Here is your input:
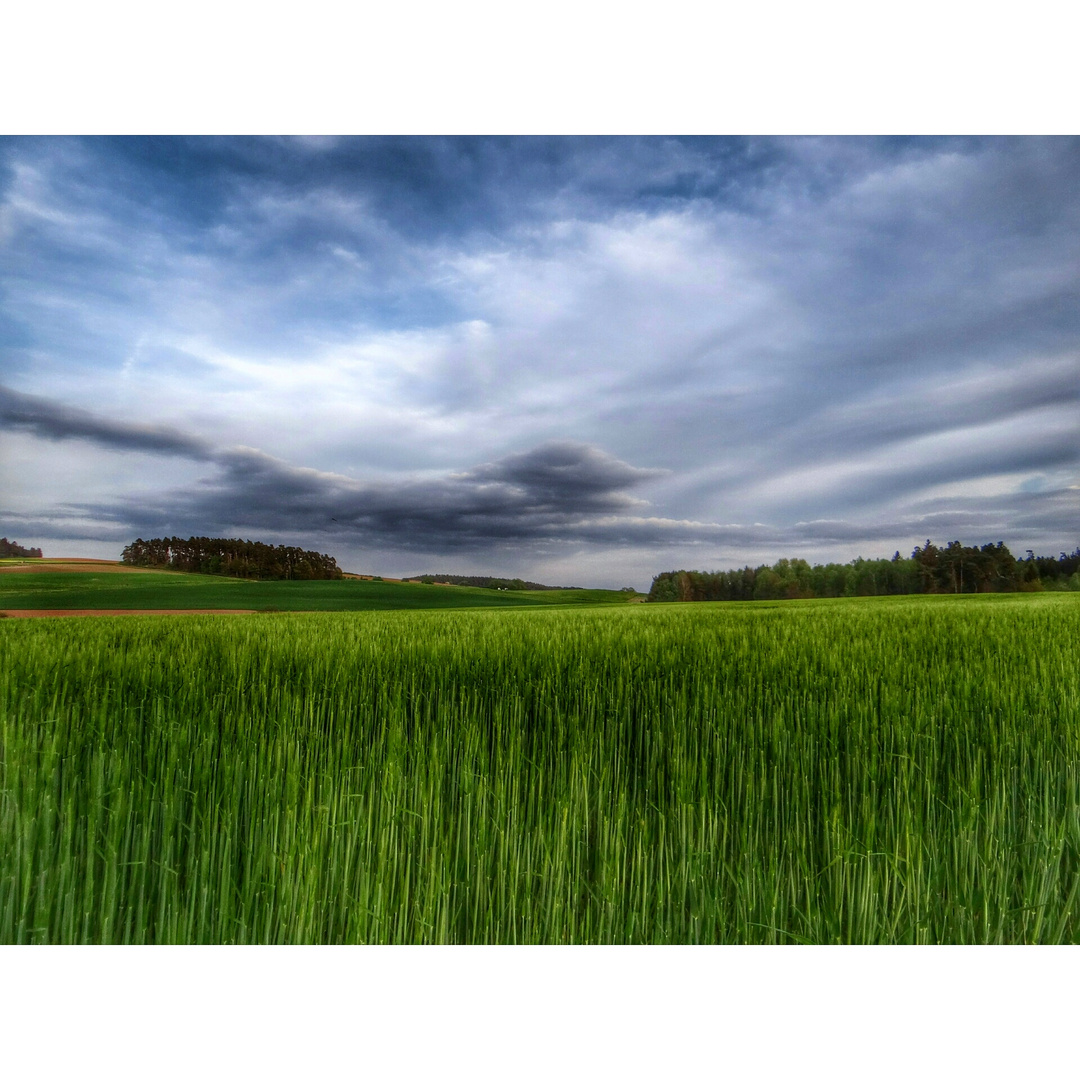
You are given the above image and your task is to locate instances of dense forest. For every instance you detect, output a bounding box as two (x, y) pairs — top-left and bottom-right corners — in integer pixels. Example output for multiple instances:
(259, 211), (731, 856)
(121, 537), (342, 580)
(0, 538), (42, 558)
(403, 574), (581, 591)
(648, 541), (1080, 602)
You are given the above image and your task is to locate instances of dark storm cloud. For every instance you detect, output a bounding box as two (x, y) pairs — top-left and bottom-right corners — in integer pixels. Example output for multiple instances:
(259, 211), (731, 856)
(121, 441), (667, 552)
(0, 384), (213, 458)
(472, 443), (664, 511)
(0, 385), (668, 549)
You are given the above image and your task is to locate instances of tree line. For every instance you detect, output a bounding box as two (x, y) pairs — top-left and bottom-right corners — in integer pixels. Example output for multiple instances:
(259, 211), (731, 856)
(403, 573), (581, 591)
(0, 538), (43, 558)
(121, 537), (342, 580)
(647, 541), (1080, 602)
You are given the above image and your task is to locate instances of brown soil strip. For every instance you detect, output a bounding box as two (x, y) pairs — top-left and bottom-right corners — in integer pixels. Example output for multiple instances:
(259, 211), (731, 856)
(1, 609), (258, 618)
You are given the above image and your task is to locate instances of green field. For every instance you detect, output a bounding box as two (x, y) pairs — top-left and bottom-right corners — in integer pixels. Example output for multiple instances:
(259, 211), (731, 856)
(0, 569), (639, 611)
(3, 593), (1079, 943)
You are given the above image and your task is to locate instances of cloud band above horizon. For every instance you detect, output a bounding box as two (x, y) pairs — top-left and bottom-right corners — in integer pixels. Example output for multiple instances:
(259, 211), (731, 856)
(2, 137), (1078, 584)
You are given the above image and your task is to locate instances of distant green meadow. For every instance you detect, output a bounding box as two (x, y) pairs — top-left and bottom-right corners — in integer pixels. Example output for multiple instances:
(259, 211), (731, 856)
(0, 569), (639, 611)
(2, 593), (1079, 943)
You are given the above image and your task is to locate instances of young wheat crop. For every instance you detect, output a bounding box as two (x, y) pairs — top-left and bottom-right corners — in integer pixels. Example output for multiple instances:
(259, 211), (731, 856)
(2, 595), (1078, 943)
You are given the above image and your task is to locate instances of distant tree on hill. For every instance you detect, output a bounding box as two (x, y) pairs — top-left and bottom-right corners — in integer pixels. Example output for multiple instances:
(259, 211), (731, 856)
(120, 537), (342, 580)
(0, 538), (43, 558)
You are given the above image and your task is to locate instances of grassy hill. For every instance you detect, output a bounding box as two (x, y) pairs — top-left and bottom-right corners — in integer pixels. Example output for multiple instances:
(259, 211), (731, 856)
(0, 562), (643, 612)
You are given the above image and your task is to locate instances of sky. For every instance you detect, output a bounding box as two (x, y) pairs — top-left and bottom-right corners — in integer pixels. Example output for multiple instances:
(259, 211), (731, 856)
(1, 135), (1078, 588)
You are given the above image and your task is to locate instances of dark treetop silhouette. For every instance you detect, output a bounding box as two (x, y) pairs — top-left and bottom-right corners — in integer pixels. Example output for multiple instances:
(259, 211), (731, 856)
(121, 537), (342, 581)
(648, 541), (1080, 602)
(0, 538), (43, 558)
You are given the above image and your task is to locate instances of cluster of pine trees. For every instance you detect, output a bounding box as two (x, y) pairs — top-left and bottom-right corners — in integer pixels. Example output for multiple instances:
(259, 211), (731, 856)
(121, 537), (342, 580)
(648, 541), (1080, 603)
(0, 538), (42, 558)
(403, 574), (579, 591)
